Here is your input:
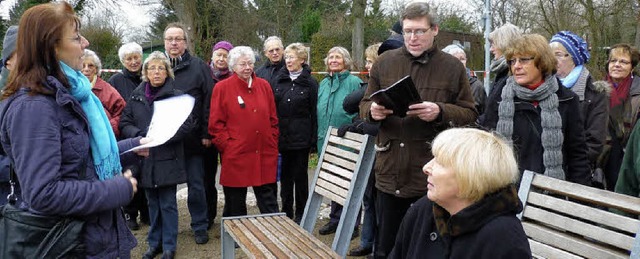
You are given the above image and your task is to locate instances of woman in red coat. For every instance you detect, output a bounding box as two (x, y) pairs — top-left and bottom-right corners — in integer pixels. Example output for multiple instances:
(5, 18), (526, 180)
(208, 46), (279, 217)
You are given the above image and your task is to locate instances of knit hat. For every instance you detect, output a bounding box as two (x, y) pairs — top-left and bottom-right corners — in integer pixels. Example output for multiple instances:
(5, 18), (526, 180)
(550, 31), (590, 66)
(2, 26), (18, 66)
(212, 41), (233, 53)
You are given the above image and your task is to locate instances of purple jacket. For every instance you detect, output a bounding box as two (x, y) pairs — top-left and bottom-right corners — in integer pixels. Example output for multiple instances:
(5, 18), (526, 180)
(0, 76), (137, 258)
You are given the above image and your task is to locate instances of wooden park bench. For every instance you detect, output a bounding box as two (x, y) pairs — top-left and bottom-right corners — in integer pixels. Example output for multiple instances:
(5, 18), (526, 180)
(221, 127), (376, 258)
(517, 170), (640, 258)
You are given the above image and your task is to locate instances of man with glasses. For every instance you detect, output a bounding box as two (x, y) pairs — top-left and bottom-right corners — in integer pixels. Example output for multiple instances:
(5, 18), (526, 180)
(161, 22), (215, 245)
(256, 36), (285, 85)
(359, 2), (477, 258)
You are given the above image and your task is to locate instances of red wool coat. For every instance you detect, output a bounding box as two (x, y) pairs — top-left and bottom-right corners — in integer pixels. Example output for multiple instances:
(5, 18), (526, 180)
(92, 77), (126, 137)
(208, 73), (279, 187)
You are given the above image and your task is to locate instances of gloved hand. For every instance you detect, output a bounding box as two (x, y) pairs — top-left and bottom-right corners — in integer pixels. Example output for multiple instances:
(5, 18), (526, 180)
(337, 123), (353, 137)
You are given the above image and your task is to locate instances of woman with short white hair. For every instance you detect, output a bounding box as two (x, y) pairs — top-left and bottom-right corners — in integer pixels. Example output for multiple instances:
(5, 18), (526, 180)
(390, 128), (531, 258)
(108, 42), (143, 100)
(208, 46), (279, 218)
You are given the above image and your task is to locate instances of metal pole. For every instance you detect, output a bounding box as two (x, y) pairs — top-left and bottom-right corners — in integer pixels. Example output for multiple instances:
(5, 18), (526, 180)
(483, 0), (492, 95)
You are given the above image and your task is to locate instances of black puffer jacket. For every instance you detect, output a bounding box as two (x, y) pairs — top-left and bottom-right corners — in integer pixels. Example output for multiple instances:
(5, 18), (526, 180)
(272, 65), (318, 150)
(108, 68), (142, 101)
(119, 79), (194, 188)
(482, 77), (591, 186)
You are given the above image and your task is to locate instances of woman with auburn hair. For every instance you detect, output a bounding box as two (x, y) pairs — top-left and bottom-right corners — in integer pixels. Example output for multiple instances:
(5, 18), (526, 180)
(481, 34), (590, 186)
(390, 128), (531, 258)
(0, 2), (143, 257)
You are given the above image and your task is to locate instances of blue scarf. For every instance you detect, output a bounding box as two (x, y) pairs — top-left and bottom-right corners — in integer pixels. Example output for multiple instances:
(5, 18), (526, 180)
(60, 62), (122, 181)
(559, 65), (583, 89)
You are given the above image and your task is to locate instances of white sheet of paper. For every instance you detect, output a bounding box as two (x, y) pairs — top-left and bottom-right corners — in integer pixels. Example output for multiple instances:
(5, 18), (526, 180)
(122, 94), (195, 154)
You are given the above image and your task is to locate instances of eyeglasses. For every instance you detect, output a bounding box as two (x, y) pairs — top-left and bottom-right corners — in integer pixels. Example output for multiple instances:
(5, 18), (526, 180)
(236, 62), (255, 68)
(507, 57), (535, 66)
(164, 37), (185, 43)
(148, 66), (166, 72)
(402, 27), (432, 38)
(554, 53), (570, 59)
(67, 35), (83, 44)
(609, 59), (631, 65)
(284, 55), (298, 60)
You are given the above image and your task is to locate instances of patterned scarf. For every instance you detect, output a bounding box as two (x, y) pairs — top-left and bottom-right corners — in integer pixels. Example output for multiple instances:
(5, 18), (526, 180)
(608, 74), (632, 108)
(61, 62), (122, 181)
(497, 75), (565, 180)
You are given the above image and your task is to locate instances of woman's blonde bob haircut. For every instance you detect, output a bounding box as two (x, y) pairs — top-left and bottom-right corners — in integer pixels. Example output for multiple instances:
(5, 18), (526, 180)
(504, 34), (558, 78)
(141, 51), (174, 82)
(431, 128), (519, 203)
(284, 42), (309, 62)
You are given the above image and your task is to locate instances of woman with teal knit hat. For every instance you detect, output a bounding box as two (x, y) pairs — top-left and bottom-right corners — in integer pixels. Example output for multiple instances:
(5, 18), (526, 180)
(549, 30), (610, 188)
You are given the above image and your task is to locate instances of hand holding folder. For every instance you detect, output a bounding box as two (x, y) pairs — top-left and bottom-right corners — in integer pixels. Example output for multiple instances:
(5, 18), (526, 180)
(369, 75), (421, 118)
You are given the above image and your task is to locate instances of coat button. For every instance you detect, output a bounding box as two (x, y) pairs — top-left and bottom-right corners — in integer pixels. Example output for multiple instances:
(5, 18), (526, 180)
(248, 90), (252, 93)
(430, 232), (437, 241)
(395, 190), (400, 195)
(256, 130), (259, 134)
(287, 98), (290, 102)
(399, 143), (405, 147)
(255, 150), (259, 154)
(253, 109), (257, 112)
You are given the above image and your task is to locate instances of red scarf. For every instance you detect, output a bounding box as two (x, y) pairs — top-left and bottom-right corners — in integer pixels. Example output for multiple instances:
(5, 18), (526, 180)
(608, 74), (632, 108)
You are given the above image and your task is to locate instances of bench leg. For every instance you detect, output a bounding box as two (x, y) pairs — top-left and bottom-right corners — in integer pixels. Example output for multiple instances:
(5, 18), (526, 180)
(221, 222), (235, 259)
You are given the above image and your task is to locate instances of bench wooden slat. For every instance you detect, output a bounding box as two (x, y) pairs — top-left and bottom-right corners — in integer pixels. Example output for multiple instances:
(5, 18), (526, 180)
(523, 206), (635, 251)
(531, 175), (640, 214)
(244, 218), (291, 258)
(324, 145), (359, 162)
(323, 153), (357, 171)
(527, 191), (640, 234)
(320, 161), (354, 180)
(316, 177), (348, 200)
(225, 219), (272, 259)
(318, 170), (351, 191)
(275, 215), (341, 258)
(330, 128), (364, 143)
(328, 135), (361, 151)
(261, 216), (319, 258)
(523, 222), (628, 258)
(315, 184), (346, 205)
(528, 238), (584, 259)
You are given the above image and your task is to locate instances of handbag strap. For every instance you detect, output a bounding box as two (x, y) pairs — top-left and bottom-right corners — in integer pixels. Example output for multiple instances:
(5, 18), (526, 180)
(7, 163), (17, 205)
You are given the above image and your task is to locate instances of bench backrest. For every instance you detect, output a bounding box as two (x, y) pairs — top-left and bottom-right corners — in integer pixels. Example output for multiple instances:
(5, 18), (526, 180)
(518, 170), (640, 258)
(300, 127), (375, 257)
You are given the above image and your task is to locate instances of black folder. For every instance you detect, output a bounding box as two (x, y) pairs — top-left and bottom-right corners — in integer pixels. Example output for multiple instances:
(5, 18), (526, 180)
(369, 75), (421, 118)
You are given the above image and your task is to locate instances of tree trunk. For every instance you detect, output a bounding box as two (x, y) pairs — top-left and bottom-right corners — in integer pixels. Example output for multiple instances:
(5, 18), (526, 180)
(351, 0), (365, 71)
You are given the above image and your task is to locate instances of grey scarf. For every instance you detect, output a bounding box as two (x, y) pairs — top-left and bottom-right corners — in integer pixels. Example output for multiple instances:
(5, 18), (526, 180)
(497, 75), (565, 180)
(490, 57), (508, 74)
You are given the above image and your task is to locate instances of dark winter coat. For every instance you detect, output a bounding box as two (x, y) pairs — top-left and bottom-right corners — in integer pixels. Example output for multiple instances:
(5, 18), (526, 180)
(256, 59), (285, 85)
(0, 76), (136, 258)
(339, 83), (380, 137)
(272, 65), (318, 150)
(567, 73), (610, 166)
(119, 79), (192, 188)
(360, 46), (477, 198)
(108, 68), (142, 101)
(482, 77), (591, 186)
(389, 187), (531, 259)
(469, 76), (486, 115)
(170, 50), (215, 155)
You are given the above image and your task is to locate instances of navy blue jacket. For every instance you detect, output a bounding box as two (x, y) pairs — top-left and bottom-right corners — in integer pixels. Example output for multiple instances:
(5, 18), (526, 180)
(0, 76), (137, 258)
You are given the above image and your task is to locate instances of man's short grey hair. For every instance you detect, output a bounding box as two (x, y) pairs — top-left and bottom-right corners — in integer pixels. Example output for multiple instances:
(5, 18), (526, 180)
(489, 23), (522, 53)
(118, 42), (143, 64)
(324, 46), (353, 72)
(141, 51), (175, 82)
(82, 49), (102, 76)
(263, 36), (283, 51)
(402, 1), (439, 27)
(228, 46), (256, 72)
(164, 22), (189, 44)
(442, 44), (466, 57)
